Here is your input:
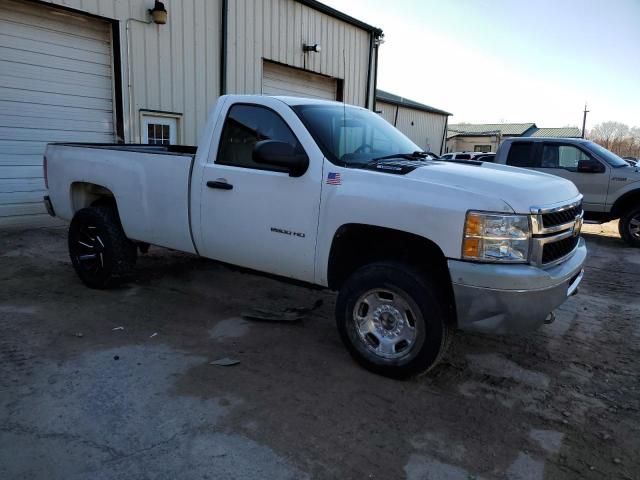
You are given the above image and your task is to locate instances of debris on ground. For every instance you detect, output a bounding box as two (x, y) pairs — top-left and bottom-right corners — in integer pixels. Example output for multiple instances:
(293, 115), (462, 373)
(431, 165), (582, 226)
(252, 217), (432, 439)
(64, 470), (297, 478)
(73, 332), (84, 338)
(112, 326), (124, 331)
(209, 357), (240, 366)
(113, 355), (119, 361)
(242, 299), (323, 322)
(149, 332), (158, 338)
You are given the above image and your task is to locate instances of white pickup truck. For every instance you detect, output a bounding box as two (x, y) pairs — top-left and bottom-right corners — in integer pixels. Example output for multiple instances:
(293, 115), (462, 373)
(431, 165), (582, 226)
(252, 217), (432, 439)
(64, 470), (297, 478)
(44, 95), (586, 378)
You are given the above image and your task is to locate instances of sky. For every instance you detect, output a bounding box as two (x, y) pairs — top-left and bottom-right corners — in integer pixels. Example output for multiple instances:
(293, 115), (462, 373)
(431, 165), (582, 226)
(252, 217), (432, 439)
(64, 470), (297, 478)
(323, 0), (640, 129)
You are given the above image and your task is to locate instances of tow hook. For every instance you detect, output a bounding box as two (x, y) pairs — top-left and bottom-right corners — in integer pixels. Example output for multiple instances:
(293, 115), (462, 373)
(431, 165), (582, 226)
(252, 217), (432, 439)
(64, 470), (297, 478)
(544, 312), (556, 324)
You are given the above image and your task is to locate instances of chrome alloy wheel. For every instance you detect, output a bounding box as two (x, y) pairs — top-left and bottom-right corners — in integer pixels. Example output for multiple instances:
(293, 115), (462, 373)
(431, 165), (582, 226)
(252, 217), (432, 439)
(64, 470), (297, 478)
(628, 213), (640, 239)
(352, 288), (419, 359)
(71, 224), (105, 274)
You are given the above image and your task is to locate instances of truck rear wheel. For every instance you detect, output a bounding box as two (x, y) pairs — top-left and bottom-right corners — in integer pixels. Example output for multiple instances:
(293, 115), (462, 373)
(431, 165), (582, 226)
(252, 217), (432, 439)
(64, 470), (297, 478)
(618, 206), (640, 248)
(336, 262), (450, 379)
(68, 206), (137, 289)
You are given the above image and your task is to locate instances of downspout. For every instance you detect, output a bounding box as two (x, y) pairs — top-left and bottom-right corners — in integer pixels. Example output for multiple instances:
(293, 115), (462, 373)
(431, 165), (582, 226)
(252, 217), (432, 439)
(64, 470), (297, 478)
(440, 116), (448, 155)
(393, 104), (399, 127)
(125, 17), (152, 143)
(372, 35), (380, 112)
(365, 32), (374, 109)
(220, 0), (228, 96)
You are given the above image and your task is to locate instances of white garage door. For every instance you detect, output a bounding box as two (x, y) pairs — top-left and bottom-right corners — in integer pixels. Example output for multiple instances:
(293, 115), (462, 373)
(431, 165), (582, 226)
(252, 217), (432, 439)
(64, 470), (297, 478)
(0, 0), (114, 227)
(262, 61), (337, 101)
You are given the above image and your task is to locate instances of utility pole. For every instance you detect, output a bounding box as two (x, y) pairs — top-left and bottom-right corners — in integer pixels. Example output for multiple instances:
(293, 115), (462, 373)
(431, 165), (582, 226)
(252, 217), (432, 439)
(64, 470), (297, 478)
(581, 103), (589, 138)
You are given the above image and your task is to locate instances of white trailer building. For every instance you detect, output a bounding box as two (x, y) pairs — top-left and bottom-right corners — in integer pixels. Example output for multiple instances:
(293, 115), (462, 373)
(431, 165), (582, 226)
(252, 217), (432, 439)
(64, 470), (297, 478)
(0, 0), (382, 226)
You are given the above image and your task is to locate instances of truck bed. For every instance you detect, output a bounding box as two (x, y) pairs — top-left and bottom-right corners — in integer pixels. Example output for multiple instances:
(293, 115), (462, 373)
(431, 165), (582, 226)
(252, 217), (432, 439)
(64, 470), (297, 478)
(46, 143), (198, 254)
(48, 143), (198, 155)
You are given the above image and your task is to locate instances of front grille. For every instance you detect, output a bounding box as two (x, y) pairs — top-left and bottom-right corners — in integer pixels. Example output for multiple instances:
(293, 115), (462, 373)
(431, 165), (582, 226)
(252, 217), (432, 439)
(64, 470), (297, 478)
(542, 235), (579, 264)
(541, 203), (582, 228)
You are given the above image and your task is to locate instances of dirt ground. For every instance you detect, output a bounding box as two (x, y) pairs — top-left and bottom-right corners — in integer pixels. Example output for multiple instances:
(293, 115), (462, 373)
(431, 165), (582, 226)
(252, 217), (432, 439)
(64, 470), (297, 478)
(0, 222), (638, 480)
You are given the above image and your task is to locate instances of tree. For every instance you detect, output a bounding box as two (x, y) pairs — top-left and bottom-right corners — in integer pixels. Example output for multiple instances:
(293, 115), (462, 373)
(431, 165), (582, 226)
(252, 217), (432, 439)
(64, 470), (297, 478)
(589, 121), (629, 150)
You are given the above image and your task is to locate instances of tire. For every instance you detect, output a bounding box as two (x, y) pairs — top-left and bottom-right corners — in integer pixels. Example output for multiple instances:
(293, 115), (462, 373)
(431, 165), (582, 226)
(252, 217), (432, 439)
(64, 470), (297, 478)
(618, 206), (640, 247)
(68, 206), (137, 289)
(336, 261), (450, 379)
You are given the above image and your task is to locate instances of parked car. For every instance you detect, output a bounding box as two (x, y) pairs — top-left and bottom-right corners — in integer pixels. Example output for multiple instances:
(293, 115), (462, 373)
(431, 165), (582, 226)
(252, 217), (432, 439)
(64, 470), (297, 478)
(474, 153), (496, 162)
(440, 151), (493, 161)
(44, 95), (586, 378)
(495, 138), (640, 247)
(623, 156), (638, 166)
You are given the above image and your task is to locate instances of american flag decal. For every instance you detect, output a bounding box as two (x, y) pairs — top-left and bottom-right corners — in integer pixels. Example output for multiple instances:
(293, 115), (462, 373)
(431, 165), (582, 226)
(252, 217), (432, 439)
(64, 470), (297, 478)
(326, 172), (342, 185)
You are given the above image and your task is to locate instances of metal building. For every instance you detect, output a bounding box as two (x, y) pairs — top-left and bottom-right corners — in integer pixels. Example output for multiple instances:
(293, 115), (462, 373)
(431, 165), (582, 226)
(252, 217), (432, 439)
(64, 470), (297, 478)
(0, 0), (382, 227)
(446, 124), (582, 152)
(376, 89), (451, 154)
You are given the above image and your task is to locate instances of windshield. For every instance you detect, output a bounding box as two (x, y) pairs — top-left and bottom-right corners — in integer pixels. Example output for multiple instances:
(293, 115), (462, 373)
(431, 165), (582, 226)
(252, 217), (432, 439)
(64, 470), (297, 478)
(585, 141), (629, 168)
(292, 104), (422, 166)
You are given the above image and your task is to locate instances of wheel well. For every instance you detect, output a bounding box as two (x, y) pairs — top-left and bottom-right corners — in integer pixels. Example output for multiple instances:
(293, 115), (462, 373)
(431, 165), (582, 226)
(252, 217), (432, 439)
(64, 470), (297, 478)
(611, 189), (640, 218)
(327, 224), (456, 322)
(70, 182), (117, 213)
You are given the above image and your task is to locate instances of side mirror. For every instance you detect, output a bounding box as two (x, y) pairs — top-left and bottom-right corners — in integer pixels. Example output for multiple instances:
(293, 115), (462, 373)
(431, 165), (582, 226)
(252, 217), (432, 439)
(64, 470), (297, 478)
(253, 140), (309, 177)
(577, 159), (604, 173)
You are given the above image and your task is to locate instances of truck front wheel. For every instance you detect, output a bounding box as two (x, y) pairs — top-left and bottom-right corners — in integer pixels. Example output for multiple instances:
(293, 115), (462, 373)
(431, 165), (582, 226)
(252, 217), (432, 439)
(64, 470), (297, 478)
(68, 206), (137, 289)
(618, 206), (640, 248)
(336, 262), (450, 379)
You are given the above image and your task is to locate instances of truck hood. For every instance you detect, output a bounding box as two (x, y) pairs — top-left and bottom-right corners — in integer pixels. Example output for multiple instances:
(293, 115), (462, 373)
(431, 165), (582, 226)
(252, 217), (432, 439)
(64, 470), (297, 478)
(406, 161), (580, 213)
(618, 165), (640, 177)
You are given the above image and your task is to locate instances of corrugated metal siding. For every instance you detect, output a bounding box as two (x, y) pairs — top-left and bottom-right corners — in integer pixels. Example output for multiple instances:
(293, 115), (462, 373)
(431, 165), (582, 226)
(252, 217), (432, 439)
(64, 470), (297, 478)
(377, 100), (447, 153)
(226, 0), (371, 107)
(377, 101), (397, 125)
(41, 0), (222, 146)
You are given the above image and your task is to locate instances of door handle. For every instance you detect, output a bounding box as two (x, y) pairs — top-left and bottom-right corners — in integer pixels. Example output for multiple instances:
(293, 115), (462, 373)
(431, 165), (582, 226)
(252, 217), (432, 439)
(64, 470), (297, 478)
(207, 180), (233, 190)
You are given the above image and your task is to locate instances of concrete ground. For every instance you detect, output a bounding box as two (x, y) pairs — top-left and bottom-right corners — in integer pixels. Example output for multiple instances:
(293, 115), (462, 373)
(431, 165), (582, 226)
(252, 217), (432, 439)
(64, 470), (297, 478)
(0, 222), (638, 480)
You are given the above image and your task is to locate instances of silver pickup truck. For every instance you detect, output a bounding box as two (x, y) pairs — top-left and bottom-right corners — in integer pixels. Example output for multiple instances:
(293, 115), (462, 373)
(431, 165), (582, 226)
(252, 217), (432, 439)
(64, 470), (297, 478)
(495, 137), (640, 247)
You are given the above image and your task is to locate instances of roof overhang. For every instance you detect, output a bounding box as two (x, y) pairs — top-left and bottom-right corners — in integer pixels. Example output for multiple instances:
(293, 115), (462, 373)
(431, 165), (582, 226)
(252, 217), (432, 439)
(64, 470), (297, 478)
(295, 0), (383, 36)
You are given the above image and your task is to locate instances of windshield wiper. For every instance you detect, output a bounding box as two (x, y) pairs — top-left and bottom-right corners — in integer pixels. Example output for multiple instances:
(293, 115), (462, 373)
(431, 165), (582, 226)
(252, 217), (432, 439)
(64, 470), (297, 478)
(366, 151), (429, 166)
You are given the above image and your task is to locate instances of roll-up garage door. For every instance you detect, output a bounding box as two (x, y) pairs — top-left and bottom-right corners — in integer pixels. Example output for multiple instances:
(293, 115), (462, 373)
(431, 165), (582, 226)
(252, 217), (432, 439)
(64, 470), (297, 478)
(262, 61), (337, 101)
(0, 0), (115, 227)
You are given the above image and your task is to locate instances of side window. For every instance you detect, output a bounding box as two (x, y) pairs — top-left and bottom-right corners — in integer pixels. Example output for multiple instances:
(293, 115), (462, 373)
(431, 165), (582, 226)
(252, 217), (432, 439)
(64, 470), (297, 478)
(474, 145), (491, 152)
(456, 154), (471, 160)
(541, 144), (590, 170)
(506, 142), (538, 168)
(217, 105), (301, 170)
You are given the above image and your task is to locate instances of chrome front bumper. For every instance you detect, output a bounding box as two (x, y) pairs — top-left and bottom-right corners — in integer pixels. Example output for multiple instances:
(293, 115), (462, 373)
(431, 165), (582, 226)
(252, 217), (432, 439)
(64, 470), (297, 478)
(449, 237), (586, 334)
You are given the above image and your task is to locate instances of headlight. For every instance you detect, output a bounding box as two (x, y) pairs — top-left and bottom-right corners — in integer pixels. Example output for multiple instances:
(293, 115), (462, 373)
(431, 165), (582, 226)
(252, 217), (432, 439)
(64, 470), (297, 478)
(463, 212), (530, 263)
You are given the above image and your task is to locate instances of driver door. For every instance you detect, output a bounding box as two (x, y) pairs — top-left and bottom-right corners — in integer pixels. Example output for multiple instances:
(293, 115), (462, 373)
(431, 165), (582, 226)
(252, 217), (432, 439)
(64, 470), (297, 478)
(535, 142), (609, 212)
(197, 102), (322, 282)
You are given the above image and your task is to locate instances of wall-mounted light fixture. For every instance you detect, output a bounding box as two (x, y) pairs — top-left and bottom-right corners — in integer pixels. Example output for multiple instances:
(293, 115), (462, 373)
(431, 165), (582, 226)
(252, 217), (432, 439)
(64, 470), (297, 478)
(303, 43), (321, 53)
(149, 0), (168, 24)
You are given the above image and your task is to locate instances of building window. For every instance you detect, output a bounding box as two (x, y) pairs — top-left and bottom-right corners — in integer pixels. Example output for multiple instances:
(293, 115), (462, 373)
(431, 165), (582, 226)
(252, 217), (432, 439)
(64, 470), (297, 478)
(141, 112), (181, 145)
(474, 145), (491, 152)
